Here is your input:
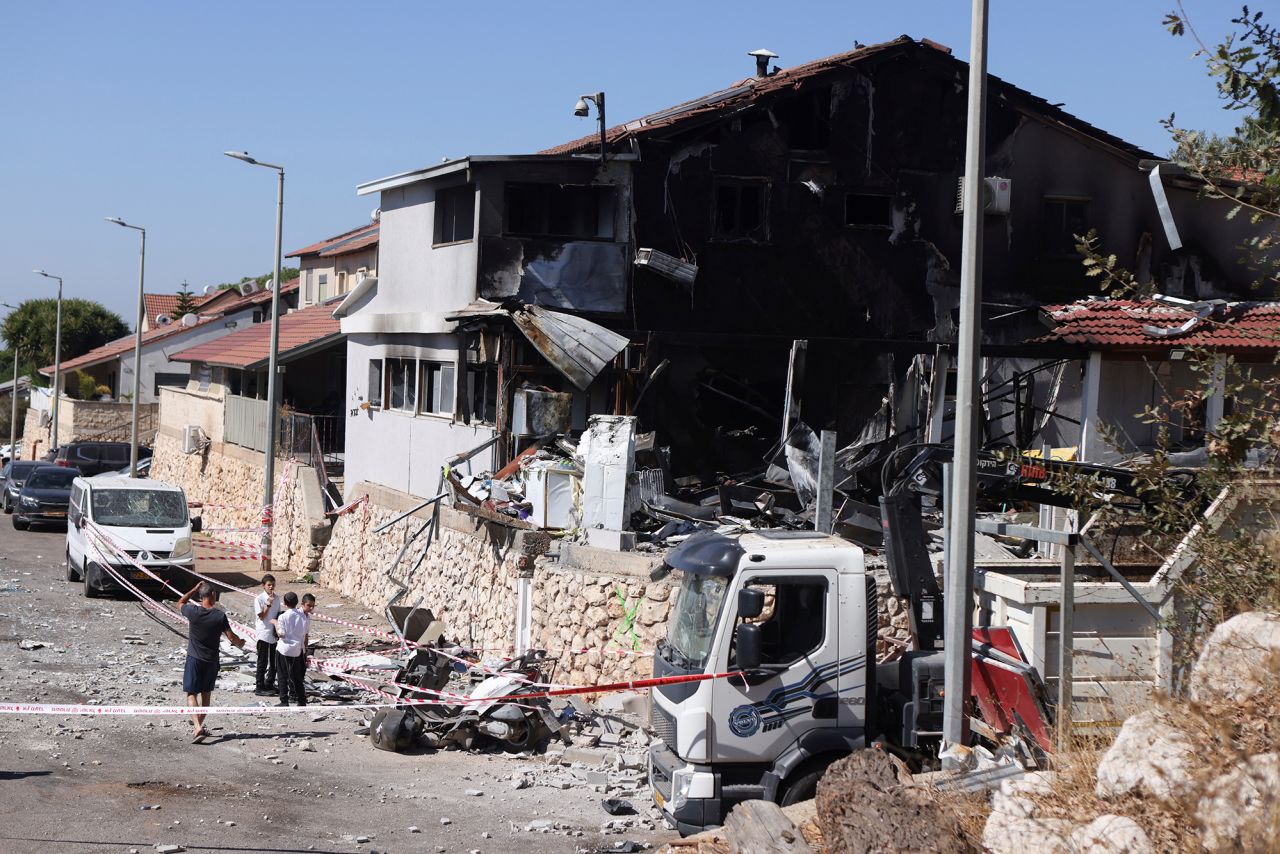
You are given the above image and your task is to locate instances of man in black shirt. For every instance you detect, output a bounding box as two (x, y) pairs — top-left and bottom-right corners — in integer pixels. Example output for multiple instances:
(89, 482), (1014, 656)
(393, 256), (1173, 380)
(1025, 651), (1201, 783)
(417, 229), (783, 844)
(178, 582), (247, 741)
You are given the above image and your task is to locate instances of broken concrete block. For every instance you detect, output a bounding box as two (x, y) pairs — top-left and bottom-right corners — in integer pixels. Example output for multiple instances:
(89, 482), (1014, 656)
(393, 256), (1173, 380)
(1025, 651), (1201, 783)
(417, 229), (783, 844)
(1188, 611), (1280, 703)
(1067, 815), (1154, 854)
(408, 826), (420, 834)
(1095, 708), (1197, 802)
(1196, 752), (1280, 850)
(154, 846), (185, 854)
(464, 788), (483, 796)
(585, 770), (610, 787)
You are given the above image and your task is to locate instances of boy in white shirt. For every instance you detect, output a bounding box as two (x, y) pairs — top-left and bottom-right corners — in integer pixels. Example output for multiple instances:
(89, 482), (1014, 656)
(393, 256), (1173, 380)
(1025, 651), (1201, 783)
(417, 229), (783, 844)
(271, 592), (314, 706)
(254, 574), (282, 696)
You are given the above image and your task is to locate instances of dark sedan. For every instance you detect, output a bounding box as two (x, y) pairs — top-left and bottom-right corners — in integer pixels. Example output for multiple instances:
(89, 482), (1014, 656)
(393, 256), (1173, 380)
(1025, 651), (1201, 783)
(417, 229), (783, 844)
(13, 466), (81, 530)
(1, 461), (55, 513)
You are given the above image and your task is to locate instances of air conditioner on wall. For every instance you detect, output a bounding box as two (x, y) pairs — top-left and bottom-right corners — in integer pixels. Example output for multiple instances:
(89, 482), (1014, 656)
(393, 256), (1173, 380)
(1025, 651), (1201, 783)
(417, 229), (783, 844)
(182, 425), (204, 455)
(954, 176), (1012, 215)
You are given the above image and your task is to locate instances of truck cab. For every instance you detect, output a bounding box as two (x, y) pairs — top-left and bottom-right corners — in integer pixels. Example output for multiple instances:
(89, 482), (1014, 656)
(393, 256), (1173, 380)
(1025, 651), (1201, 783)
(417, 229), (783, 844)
(648, 530), (875, 835)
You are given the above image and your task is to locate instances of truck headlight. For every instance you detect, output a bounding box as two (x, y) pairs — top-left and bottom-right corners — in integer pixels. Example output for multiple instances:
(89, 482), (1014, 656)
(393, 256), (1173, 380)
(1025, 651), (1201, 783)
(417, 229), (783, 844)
(171, 537), (192, 559)
(671, 768), (694, 811)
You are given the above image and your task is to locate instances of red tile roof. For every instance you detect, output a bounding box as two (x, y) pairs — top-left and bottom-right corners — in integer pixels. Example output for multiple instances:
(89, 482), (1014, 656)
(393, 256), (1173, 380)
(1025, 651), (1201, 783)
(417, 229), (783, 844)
(169, 300), (342, 369)
(39, 279), (300, 376)
(287, 223), (379, 259)
(143, 294), (181, 328)
(540, 37), (1152, 162)
(1035, 299), (1280, 352)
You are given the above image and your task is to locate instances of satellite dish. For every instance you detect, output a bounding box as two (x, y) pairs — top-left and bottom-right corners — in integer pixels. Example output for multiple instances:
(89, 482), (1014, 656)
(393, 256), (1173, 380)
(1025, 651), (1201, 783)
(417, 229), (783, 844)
(180, 313), (198, 327)
(155, 313), (173, 326)
(203, 284), (218, 295)
(371, 208), (381, 222)
(238, 281), (261, 297)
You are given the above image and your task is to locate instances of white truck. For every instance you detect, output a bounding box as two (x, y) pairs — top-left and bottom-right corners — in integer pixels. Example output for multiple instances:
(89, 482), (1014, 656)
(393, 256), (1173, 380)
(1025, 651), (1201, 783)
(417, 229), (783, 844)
(646, 524), (1051, 835)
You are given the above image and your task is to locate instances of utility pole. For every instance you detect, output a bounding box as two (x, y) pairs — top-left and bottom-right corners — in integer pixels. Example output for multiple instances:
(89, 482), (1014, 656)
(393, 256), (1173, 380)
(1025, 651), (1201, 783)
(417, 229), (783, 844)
(941, 0), (990, 764)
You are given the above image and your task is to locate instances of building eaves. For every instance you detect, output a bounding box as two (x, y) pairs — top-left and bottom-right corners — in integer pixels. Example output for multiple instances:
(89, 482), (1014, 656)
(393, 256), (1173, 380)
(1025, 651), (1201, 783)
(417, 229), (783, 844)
(355, 154), (624, 197)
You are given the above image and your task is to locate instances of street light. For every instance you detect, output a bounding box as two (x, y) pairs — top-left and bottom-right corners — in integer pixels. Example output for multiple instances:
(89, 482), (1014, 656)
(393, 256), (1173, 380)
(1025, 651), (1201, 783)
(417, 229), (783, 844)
(33, 270), (64, 454)
(572, 92), (607, 166)
(105, 217), (146, 478)
(224, 150), (284, 571)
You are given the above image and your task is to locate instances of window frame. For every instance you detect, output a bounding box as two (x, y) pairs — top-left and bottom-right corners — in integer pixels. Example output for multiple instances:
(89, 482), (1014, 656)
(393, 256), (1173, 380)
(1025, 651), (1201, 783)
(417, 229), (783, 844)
(503, 182), (616, 241)
(434, 184), (477, 246)
(417, 359), (457, 418)
(1040, 196), (1091, 258)
(384, 357), (416, 413)
(366, 359), (383, 409)
(712, 178), (770, 243)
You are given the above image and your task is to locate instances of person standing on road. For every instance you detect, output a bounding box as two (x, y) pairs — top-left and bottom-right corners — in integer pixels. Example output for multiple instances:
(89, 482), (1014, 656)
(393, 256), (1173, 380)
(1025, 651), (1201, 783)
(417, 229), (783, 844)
(177, 582), (247, 741)
(254, 574), (281, 696)
(272, 592), (314, 706)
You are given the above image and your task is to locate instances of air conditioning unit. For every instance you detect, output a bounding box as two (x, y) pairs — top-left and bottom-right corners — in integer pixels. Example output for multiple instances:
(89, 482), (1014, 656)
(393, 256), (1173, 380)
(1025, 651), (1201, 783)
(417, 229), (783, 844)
(181, 425), (204, 455)
(954, 176), (1012, 215)
(155, 313), (173, 326)
(238, 280), (262, 297)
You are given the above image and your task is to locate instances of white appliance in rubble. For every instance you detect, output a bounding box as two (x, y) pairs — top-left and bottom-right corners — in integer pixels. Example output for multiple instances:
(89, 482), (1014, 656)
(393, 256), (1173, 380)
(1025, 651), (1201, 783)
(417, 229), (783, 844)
(522, 460), (577, 530)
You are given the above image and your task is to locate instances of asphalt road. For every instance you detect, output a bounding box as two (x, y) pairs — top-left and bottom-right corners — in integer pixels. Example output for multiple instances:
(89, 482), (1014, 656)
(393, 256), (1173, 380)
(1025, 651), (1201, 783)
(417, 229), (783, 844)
(0, 513), (673, 853)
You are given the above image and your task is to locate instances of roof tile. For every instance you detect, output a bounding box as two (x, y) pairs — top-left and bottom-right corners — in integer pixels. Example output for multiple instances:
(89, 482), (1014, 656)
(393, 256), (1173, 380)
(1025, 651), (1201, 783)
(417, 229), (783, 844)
(169, 300), (342, 369)
(1035, 299), (1280, 351)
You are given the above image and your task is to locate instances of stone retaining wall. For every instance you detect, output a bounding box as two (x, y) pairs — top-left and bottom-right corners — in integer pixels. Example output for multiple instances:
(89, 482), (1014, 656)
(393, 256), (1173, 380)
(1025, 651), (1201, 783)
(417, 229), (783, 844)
(153, 433), (913, 686)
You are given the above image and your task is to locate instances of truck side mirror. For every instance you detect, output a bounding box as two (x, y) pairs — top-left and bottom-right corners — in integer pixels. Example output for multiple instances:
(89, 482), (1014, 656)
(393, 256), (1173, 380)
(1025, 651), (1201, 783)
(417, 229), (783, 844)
(190, 516), (203, 533)
(738, 587), (765, 619)
(735, 623), (762, 670)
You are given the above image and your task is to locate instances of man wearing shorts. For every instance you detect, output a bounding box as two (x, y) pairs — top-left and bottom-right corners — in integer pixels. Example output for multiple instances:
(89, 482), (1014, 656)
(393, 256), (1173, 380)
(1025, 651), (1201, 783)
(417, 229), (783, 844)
(178, 582), (247, 741)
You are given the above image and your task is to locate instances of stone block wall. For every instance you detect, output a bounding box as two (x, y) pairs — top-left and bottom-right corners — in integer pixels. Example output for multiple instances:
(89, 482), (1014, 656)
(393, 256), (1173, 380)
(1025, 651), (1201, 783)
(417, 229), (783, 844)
(22, 407), (49, 459)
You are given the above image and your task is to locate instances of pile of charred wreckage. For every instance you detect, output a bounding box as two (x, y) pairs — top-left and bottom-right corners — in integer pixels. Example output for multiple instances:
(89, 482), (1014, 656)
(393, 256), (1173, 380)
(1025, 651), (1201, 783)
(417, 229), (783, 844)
(303, 363), (1206, 792)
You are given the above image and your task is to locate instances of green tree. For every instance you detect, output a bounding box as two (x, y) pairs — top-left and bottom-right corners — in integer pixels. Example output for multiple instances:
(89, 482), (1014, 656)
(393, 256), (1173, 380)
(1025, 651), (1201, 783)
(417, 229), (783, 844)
(0, 299), (129, 383)
(174, 282), (199, 316)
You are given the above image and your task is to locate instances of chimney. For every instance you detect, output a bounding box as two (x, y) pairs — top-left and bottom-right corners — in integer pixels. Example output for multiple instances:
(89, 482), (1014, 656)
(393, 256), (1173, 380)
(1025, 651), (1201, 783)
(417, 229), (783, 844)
(748, 48), (778, 78)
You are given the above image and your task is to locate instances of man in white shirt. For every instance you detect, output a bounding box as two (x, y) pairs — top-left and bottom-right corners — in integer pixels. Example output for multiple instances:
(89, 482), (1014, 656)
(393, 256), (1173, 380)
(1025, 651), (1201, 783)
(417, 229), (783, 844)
(271, 591), (314, 706)
(254, 574), (282, 696)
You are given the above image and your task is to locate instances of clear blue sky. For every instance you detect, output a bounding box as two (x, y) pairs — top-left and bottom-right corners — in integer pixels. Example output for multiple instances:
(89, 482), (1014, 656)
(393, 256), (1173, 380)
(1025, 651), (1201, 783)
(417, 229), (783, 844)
(0, 1), (1267, 333)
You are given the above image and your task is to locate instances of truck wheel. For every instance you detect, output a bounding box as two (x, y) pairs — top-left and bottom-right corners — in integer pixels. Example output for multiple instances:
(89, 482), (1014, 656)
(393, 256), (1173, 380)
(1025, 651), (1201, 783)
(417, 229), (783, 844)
(66, 549), (79, 582)
(779, 758), (835, 807)
(83, 564), (100, 598)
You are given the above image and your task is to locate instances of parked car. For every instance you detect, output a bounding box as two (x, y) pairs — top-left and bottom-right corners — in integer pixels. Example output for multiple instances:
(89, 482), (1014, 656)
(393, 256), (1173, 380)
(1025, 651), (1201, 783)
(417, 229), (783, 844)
(66, 477), (201, 598)
(93, 456), (153, 479)
(13, 465), (81, 530)
(53, 442), (152, 478)
(0, 443), (15, 464)
(1, 460), (55, 513)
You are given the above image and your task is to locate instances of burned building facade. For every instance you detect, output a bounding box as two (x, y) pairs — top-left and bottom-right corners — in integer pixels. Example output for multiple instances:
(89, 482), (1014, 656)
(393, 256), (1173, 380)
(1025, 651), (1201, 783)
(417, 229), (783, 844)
(343, 35), (1263, 501)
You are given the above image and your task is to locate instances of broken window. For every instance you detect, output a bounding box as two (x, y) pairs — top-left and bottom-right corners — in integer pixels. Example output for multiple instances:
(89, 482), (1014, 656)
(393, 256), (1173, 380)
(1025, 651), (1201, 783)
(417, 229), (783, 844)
(504, 183), (616, 240)
(367, 359), (383, 408)
(845, 193), (893, 228)
(418, 360), (456, 417)
(385, 357), (416, 412)
(435, 184), (476, 245)
(713, 179), (769, 241)
(467, 365), (499, 426)
(773, 87), (832, 150)
(1041, 198), (1090, 257)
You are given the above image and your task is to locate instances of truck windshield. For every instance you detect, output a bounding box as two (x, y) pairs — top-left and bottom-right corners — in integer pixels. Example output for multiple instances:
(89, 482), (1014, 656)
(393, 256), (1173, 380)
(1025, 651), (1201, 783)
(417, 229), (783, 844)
(92, 489), (186, 528)
(666, 574), (729, 669)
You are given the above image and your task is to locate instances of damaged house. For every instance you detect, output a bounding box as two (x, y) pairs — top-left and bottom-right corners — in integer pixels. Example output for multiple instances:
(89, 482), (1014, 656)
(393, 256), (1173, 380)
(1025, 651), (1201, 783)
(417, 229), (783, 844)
(343, 35), (1266, 523)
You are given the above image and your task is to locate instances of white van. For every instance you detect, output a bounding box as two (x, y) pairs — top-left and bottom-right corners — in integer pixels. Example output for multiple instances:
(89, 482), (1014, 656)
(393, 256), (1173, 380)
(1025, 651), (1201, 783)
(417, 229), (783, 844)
(66, 477), (202, 598)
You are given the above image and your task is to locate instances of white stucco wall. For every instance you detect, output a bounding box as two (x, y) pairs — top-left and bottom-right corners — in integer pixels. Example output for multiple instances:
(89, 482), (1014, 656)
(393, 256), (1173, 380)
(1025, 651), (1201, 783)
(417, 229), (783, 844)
(340, 182), (478, 335)
(114, 306), (261, 404)
(342, 334), (497, 498)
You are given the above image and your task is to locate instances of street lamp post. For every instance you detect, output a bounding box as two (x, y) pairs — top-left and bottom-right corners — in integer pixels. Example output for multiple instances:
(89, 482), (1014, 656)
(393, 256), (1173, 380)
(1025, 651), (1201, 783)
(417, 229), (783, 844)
(106, 218), (147, 478)
(33, 271), (64, 453)
(225, 151), (284, 571)
(2, 302), (19, 462)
